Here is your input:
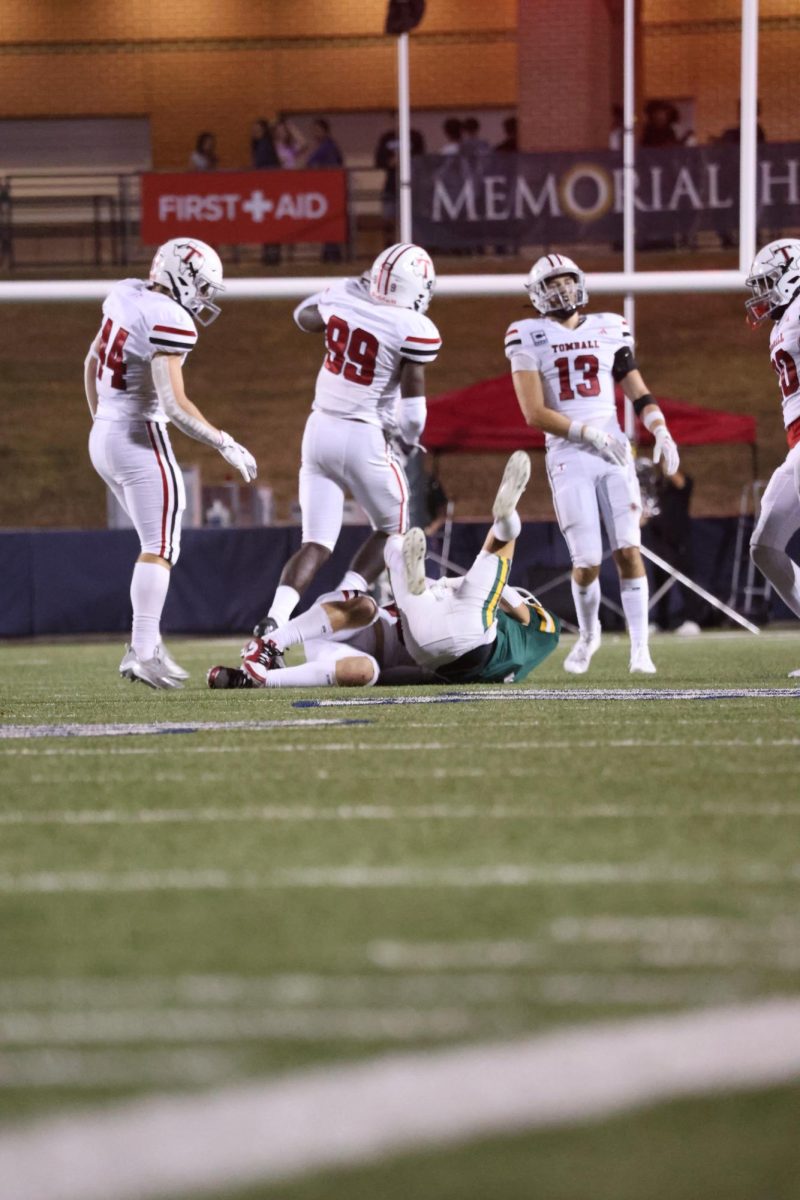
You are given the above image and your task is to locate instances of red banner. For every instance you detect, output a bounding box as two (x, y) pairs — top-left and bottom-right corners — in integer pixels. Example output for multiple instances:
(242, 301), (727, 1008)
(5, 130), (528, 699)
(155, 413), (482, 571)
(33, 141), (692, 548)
(140, 170), (348, 245)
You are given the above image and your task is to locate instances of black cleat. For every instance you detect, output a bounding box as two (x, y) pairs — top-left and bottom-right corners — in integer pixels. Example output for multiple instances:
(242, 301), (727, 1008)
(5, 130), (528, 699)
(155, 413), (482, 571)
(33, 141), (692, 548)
(253, 615), (278, 638)
(207, 665), (254, 690)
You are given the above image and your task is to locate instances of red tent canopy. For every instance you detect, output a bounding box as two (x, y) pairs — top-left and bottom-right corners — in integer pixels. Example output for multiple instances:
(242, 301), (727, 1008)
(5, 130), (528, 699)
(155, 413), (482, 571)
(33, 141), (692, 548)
(424, 374), (756, 454)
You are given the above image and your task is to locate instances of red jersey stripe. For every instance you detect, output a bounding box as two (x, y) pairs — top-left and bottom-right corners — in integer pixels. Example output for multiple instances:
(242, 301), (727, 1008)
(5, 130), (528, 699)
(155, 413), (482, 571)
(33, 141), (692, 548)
(152, 325), (197, 337)
(404, 336), (440, 344)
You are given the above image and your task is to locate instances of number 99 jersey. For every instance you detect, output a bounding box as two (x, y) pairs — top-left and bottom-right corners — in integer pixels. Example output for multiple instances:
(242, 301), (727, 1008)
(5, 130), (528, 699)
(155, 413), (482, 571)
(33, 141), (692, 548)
(504, 311), (632, 448)
(311, 278), (442, 428)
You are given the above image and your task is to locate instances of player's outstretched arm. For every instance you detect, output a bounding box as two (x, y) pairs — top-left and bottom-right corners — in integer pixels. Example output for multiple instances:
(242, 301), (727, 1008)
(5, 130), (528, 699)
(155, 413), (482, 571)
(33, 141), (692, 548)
(151, 353), (257, 482)
(622, 371), (680, 476)
(512, 370), (627, 465)
(395, 360), (427, 449)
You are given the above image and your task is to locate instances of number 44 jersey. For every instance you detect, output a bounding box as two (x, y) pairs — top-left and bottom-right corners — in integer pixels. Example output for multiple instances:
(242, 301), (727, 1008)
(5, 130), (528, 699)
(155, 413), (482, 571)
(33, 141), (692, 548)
(311, 278), (442, 429)
(94, 279), (198, 424)
(504, 311), (633, 450)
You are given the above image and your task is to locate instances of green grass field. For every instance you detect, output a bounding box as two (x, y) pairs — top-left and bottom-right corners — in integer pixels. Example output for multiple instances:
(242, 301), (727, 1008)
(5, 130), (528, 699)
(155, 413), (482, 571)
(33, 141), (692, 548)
(1, 630), (800, 1198)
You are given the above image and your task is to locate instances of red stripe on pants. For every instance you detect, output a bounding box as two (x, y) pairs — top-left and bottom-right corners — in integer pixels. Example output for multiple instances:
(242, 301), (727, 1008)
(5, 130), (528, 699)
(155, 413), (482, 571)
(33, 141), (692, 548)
(146, 422), (170, 559)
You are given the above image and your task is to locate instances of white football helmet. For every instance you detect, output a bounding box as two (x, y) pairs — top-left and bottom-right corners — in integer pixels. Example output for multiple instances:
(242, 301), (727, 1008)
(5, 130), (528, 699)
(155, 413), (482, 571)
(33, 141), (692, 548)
(369, 243), (435, 314)
(526, 253), (588, 317)
(745, 239), (800, 327)
(149, 238), (225, 326)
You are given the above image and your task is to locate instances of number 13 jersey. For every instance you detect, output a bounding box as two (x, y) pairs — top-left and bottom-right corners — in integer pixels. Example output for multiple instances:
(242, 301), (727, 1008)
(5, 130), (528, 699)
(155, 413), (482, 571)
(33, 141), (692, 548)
(312, 278), (442, 428)
(504, 311), (632, 449)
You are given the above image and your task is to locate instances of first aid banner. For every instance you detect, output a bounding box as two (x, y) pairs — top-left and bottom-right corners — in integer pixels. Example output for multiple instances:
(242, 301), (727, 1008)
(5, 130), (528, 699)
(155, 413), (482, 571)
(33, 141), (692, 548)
(140, 170), (348, 245)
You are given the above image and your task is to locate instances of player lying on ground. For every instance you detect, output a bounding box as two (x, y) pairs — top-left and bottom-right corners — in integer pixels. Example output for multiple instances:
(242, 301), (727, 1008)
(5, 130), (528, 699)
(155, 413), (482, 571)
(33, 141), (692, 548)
(250, 242), (441, 658)
(208, 452), (560, 689)
(745, 238), (800, 677)
(505, 253), (680, 676)
(85, 237), (257, 690)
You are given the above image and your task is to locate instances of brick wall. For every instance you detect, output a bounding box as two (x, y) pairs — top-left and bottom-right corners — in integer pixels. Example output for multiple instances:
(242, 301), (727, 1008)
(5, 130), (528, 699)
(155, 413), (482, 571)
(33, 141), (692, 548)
(0, 0), (518, 168)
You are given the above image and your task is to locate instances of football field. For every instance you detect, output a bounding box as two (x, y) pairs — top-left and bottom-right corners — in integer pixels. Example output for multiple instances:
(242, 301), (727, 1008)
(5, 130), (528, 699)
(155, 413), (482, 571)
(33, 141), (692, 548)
(1, 630), (800, 1199)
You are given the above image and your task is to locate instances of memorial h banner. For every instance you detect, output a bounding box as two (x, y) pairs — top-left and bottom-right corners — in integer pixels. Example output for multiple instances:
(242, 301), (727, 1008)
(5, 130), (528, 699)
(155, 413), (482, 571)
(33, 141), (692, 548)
(412, 144), (800, 250)
(140, 170), (348, 245)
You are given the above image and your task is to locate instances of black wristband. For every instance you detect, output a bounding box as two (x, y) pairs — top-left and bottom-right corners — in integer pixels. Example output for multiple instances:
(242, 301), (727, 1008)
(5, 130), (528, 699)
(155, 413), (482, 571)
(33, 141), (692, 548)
(632, 393), (655, 418)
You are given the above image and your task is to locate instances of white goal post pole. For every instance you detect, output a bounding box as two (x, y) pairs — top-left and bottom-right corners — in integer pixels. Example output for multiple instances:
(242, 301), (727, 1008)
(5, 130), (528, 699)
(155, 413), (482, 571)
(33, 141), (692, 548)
(622, 0), (636, 438)
(397, 32), (413, 244)
(739, 0), (759, 273)
(0, 270), (749, 304)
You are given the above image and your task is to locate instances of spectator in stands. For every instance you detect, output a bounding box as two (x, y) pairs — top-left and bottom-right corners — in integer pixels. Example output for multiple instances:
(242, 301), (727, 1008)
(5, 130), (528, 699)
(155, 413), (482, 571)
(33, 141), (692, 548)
(273, 116), (307, 169)
(461, 117), (490, 158)
(714, 103), (767, 248)
(306, 118), (343, 168)
(718, 101), (767, 146)
(495, 116), (518, 153)
(439, 117), (463, 155)
(374, 118), (426, 246)
(640, 100), (680, 148)
(251, 119), (279, 169)
(306, 118), (345, 263)
(251, 119), (281, 266)
(189, 132), (218, 170)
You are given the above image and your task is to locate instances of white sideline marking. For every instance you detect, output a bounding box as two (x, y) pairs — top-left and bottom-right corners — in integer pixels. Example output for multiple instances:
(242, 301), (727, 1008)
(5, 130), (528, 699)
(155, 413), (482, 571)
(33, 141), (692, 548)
(4, 735), (800, 760)
(2, 1000), (800, 1200)
(3, 798), (800, 826)
(295, 686), (800, 708)
(0, 718), (369, 741)
(0, 861), (796, 895)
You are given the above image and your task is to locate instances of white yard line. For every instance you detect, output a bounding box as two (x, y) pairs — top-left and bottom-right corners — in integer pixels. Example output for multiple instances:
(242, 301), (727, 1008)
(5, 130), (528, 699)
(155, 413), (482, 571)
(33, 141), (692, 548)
(3, 799), (800, 826)
(0, 718), (369, 741)
(296, 686), (800, 708)
(0, 861), (796, 895)
(3, 735), (800, 760)
(1, 1000), (800, 1200)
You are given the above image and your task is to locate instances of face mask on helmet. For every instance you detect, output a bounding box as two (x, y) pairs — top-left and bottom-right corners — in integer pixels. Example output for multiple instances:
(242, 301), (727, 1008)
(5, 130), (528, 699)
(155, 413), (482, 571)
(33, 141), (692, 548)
(149, 238), (225, 326)
(526, 255), (588, 317)
(369, 243), (436, 314)
(745, 239), (800, 328)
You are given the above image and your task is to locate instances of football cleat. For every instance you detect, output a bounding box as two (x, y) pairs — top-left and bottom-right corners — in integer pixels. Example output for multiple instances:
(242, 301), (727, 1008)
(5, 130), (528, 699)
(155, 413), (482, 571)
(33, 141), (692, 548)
(493, 450), (531, 523)
(119, 644), (183, 690)
(563, 630), (601, 675)
(402, 527), (427, 596)
(629, 646), (657, 674)
(158, 642), (189, 680)
(241, 637), (284, 686)
(207, 665), (254, 689)
(251, 616), (285, 668)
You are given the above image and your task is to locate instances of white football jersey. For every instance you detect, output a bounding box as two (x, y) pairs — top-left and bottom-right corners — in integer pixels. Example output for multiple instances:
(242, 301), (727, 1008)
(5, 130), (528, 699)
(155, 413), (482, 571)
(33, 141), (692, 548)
(504, 311), (633, 448)
(93, 279), (198, 422)
(310, 278), (441, 428)
(769, 292), (800, 434)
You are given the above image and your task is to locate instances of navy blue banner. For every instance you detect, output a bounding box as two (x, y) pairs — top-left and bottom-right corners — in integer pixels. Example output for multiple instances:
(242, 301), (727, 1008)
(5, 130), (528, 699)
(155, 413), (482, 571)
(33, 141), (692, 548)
(411, 143), (799, 250)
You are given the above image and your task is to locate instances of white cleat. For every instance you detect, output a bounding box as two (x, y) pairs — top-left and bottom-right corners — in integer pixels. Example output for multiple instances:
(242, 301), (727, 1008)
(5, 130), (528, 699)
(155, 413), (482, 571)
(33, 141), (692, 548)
(158, 642), (189, 680)
(630, 646), (657, 675)
(789, 668), (800, 678)
(402, 527), (427, 596)
(563, 630), (601, 675)
(119, 644), (183, 690)
(493, 450), (531, 521)
(674, 620), (701, 637)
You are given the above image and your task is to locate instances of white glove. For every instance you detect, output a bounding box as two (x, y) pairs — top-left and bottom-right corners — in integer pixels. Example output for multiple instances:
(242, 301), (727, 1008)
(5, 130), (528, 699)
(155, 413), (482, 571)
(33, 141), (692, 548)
(218, 431), (257, 483)
(581, 424), (629, 466)
(652, 424), (680, 475)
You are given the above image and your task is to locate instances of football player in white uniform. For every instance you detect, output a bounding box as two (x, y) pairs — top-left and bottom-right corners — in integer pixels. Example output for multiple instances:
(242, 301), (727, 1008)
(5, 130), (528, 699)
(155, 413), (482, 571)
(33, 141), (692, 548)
(504, 253), (680, 675)
(251, 242), (441, 647)
(85, 237), (257, 689)
(745, 239), (800, 675)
